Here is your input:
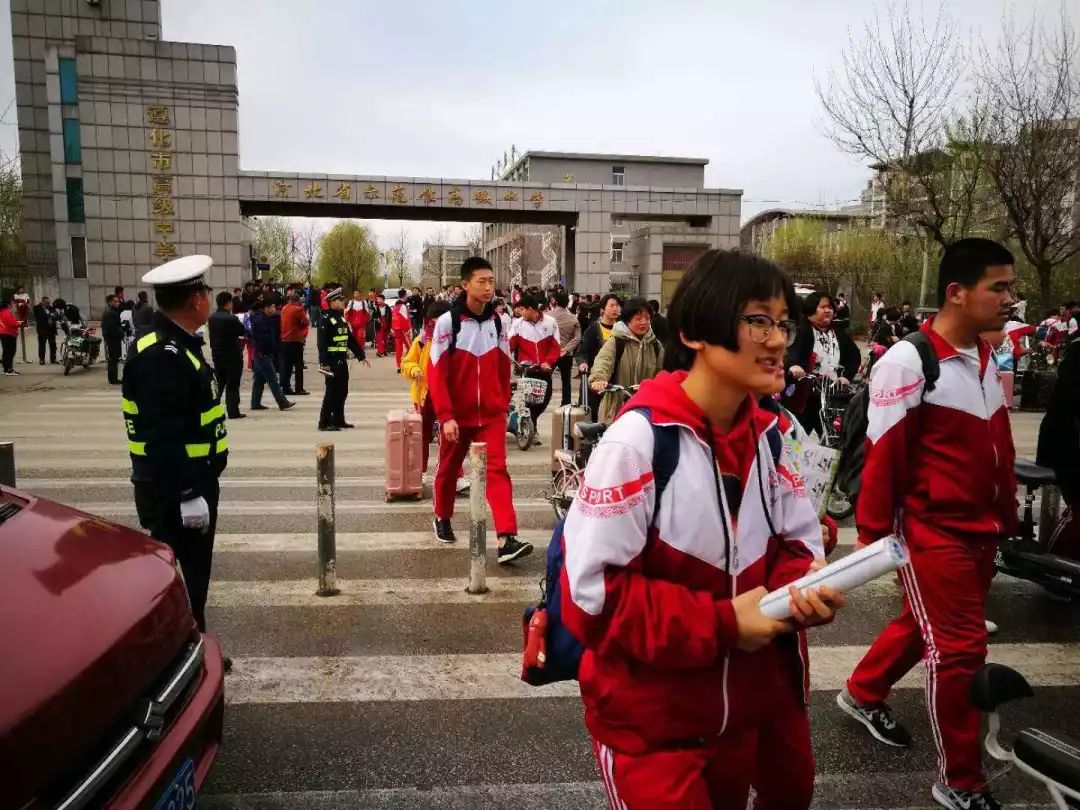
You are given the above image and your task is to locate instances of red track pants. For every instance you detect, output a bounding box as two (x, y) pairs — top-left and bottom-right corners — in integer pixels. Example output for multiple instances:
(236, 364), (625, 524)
(593, 673), (815, 809)
(393, 329), (410, 368)
(847, 520), (996, 792)
(432, 419), (517, 536)
(376, 323), (391, 355)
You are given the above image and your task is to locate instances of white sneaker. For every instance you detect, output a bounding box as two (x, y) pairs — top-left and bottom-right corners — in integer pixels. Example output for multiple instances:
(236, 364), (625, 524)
(984, 619), (999, 635)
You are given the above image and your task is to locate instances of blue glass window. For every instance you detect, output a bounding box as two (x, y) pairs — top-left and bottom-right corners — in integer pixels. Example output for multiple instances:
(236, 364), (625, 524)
(66, 178), (85, 223)
(62, 118), (81, 164)
(59, 58), (78, 104)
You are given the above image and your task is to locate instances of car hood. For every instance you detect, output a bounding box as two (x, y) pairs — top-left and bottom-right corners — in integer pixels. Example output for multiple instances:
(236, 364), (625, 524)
(0, 488), (194, 806)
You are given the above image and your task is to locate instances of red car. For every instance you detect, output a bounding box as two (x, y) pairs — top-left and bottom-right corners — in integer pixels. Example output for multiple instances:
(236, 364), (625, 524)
(0, 485), (224, 809)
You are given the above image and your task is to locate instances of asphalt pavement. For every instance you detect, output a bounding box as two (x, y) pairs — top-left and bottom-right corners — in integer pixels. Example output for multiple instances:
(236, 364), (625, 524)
(2, 340), (1075, 809)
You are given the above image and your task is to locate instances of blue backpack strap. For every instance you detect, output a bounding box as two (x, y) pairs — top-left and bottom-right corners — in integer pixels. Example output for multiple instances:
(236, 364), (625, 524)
(629, 407), (680, 523)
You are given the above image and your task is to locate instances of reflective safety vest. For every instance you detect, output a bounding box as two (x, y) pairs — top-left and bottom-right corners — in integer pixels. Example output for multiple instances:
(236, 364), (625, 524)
(122, 330), (229, 461)
(326, 314), (350, 358)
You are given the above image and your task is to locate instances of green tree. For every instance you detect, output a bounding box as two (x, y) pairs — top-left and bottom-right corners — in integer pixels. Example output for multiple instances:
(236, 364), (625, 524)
(0, 153), (24, 293)
(315, 221), (380, 293)
(252, 216), (295, 281)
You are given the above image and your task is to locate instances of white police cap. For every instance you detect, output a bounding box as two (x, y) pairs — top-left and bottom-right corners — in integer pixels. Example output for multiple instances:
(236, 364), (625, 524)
(141, 254), (213, 289)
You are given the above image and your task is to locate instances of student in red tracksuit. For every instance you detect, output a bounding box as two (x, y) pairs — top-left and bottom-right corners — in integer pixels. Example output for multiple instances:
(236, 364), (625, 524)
(508, 294), (562, 439)
(838, 239), (1018, 810)
(427, 256), (534, 564)
(391, 289), (413, 372)
(562, 249), (845, 810)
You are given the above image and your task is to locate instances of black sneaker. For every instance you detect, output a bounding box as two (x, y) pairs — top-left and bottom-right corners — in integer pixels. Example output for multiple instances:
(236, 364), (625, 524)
(433, 518), (457, 544)
(222, 656), (233, 675)
(228, 413), (246, 420)
(250, 404), (269, 411)
(931, 784), (1001, 810)
(318, 424), (339, 432)
(836, 687), (912, 747)
(335, 422), (355, 429)
(497, 535), (533, 564)
(279, 401), (295, 411)
(294, 390), (311, 395)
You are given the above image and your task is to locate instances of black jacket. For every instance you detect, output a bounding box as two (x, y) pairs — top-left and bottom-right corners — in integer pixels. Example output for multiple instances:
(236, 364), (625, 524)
(651, 313), (670, 345)
(33, 304), (56, 336)
(208, 308), (245, 366)
(101, 306), (123, 343)
(786, 320), (861, 381)
(1037, 339), (1080, 503)
(133, 302), (154, 329)
(248, 309), (278, 357)
(575, 319), (617, 369)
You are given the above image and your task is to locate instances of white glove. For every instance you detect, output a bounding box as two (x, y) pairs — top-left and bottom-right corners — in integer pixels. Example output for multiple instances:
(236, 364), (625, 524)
(180, 496), (210, 532)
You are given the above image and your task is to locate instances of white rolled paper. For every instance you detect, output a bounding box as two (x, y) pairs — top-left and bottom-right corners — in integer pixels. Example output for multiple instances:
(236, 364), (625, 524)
(758, 535), (910, 620)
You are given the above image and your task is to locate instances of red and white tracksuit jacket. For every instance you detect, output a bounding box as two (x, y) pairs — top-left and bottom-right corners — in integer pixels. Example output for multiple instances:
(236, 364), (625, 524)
(428, 302), (516, 534)
(849, 321), (1017, 792)
(391, 301), (412, 332)
(562, 371), (824, 808)
(508, 314), (561, 368)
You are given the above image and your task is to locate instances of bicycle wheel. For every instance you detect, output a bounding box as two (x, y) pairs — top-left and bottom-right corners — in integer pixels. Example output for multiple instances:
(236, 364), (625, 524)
(825, 484), (854, 522)
(516, 415), (535, 451)
(551, 468), (580, 520)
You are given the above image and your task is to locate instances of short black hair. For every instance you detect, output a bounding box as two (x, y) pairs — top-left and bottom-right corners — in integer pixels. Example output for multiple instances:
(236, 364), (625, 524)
(518, 294), (540, 311)
(664, 249), (797, 371)
(426, 299), (451, 321)
(648, 299), (660, 313)
(106, 295), (118, 305)
(599, 293), (621, 311)
(802, 290), (832, 318)
(156, 286), (203, 312)
(137, 291), (148, 303)
(620, 296), (651, 323)
(460, 256), (493, 281)
(901, 300), (912, 307)
(884, 307), (901, 321)
(937, 238), (1014, 306)
(552, 291), (569, 308)
(398, 288), (407, 298)
(216, 291), (233, 308)
(114, 286), (124, 294)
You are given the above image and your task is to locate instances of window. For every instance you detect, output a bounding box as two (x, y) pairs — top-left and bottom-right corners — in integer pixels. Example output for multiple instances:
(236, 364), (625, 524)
(62, 118), (81, 164)
(611, 240), (624, 263)
(59, 58), (78, 104)
(612, 166), (625, 186)
(71, 236), (87, 279)
(66, 178), (85, 223)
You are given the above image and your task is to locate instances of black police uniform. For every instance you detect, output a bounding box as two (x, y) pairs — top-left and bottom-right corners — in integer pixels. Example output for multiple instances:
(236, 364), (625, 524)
(123, 311), (228, 631)
(318, 307), (365, 429)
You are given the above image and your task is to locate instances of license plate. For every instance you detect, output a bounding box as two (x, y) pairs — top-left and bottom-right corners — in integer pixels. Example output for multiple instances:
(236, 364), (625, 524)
(153, 757), (196, 810)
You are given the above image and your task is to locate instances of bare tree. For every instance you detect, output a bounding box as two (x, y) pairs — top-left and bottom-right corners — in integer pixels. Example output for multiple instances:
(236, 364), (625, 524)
(464, 223), (485, 256)
(385, 226), (414, 289)
(292, 221), (320, 282)
(981, 9), (1080, 310)
(817, 3), (1000, 246)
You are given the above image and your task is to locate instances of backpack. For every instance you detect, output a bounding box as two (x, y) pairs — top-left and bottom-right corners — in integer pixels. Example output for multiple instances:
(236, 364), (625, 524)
(833, 330), (940, 505)
(521, 409), (681, 685)
(610, 336), (662, 387)
(447, 306), (502, 355)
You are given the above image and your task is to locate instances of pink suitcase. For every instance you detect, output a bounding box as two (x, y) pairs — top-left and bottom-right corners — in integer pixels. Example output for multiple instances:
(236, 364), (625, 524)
(386, 409), (424, 501)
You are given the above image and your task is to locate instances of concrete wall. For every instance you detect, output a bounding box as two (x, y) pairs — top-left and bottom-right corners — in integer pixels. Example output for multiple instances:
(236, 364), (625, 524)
(527, 156), (704, 189)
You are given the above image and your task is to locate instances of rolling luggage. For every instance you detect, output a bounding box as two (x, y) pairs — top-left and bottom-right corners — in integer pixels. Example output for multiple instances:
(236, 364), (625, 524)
(386, 409), (424, 501)
(550, 376), (589, 469)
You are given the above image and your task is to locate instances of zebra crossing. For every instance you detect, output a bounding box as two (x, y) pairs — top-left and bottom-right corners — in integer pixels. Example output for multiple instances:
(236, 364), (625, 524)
(5, 358), (1077, 809)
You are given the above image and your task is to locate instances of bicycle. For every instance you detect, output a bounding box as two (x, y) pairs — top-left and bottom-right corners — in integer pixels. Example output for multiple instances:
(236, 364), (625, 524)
(973, 662), (1080, 808)
(543, 384), (637, 519)
(509, 362), (549, 452)
(798, 374), (861, 521)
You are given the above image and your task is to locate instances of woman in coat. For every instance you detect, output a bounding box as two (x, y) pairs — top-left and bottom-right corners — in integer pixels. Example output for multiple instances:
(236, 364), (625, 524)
(588, 297), (664, 425)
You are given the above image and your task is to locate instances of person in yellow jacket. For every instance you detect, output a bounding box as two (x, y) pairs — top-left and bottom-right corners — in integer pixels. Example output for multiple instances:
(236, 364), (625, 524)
(402, 299), (467, 504)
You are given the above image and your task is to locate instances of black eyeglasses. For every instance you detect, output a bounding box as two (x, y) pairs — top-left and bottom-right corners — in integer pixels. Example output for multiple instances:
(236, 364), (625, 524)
(739, 314), (798, 347)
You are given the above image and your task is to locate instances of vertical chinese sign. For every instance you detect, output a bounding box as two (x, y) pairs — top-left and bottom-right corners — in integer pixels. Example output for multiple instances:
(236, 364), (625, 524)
(146, 105), (176, 262)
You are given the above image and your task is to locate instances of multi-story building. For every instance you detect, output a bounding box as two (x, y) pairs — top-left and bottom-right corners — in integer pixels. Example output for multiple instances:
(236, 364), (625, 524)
(420, 243), (470, 288)
(482, 151), (737, 303)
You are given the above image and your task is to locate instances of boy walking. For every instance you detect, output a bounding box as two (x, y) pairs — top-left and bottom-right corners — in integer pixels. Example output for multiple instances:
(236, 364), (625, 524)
(427, 257), (532, 564)
(837, 239), (1018, 810)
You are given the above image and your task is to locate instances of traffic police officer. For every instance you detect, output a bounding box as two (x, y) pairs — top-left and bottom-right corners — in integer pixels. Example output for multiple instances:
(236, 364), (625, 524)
(318, 287), (368, 431)
(122, 255), (230, 669)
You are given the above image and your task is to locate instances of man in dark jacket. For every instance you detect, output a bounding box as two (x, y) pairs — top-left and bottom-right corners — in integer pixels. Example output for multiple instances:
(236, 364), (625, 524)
(132, 291), (154, 329)
(647, 299), (669, 344)
(33, 296), (58, 364)
(248, 299), (293, 411)
(208, 291), (247, 419)
(101, 294), (124, 384)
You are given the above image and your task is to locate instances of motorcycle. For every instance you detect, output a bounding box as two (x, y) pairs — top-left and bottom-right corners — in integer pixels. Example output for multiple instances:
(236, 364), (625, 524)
(60, 324), (101, 376)
(973, 662), (1080, 808)
(995, 459), (1080, 601)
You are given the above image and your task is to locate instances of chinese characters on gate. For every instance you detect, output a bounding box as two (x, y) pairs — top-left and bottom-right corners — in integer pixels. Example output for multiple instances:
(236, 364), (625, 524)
(145, 105), (176, 262)
(269, 178), (546, 208)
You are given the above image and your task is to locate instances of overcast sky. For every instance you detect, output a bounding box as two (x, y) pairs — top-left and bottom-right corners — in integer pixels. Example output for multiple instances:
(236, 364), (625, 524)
(1, 0), (1077, 259)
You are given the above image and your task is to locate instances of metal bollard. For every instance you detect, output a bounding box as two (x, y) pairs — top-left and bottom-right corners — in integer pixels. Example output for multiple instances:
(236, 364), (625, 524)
(316, 442), (340, 597)
(0, 442), (14, 488)
(1038, 484), (1062, 547)
(466, 441), (489, 595)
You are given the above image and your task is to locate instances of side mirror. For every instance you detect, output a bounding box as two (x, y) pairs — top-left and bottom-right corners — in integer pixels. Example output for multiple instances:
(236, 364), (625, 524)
(971, 663), (1034, 712)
